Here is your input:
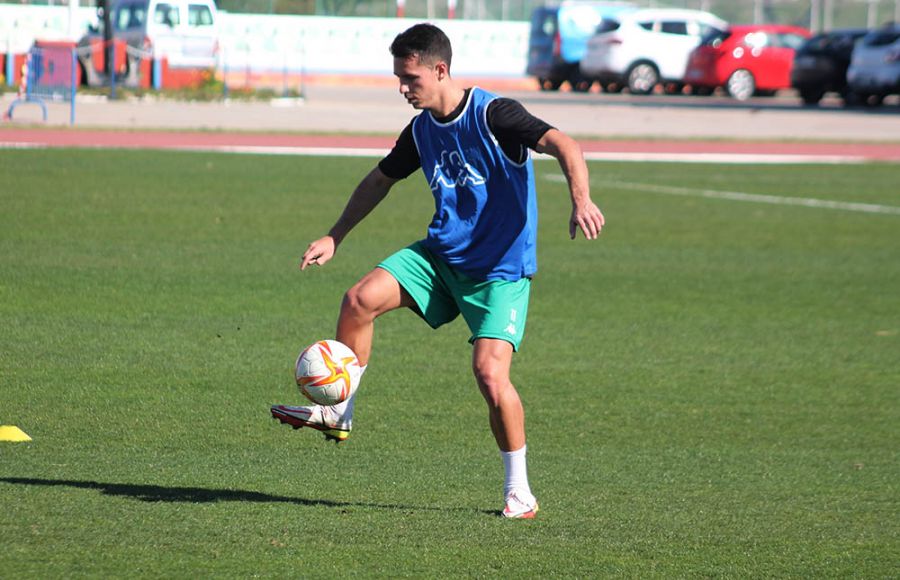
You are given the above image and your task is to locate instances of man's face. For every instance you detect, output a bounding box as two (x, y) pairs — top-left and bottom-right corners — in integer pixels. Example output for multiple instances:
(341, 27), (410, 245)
(394, 55), (441, 110)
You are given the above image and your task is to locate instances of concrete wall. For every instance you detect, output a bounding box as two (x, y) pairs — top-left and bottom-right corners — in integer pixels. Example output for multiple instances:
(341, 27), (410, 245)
(0, 5), (529, 79)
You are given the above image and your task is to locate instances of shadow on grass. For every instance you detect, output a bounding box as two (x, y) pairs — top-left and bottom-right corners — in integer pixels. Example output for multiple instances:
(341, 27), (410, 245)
(0, 477), (496, 515)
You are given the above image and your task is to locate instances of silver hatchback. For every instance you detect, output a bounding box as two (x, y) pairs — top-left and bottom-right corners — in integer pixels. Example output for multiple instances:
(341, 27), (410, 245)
(846, 24), (900, 106)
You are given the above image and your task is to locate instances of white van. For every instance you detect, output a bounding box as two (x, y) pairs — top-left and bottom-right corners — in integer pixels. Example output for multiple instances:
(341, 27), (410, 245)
(78, 0), (218, 85)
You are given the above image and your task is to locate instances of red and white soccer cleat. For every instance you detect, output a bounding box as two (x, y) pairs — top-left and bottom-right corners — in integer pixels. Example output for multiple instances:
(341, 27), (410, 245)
(270, 404), (351, 443)
(502, 491), (539, 519)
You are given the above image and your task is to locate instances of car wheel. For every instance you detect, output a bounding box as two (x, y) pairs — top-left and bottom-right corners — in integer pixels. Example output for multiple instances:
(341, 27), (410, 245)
(864, 94), (885, 107)
(626, 62), (659, 95)
(726, 69), (755, 101)
(77, 56), (100, 87)
(799, 88), (825, 106)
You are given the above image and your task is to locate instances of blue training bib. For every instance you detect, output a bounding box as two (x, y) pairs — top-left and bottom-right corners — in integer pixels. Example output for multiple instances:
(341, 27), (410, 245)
(412, 87), (538, 282)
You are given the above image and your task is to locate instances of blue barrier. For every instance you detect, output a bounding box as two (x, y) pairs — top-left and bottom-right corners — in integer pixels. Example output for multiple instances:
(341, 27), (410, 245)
(6, 45), (77, 125)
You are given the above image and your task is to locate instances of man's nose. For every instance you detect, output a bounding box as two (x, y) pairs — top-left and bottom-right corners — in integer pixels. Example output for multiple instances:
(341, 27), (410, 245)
(399, 82), (409, 94)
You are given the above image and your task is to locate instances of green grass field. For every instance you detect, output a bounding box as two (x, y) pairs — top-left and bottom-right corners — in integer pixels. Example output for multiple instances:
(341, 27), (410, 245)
(1, 149), (898, 577)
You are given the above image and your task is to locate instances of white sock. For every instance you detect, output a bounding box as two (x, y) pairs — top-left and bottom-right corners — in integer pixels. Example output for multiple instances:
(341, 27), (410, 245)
(326, 364), (366, 426)
(501, 444), (534, 501)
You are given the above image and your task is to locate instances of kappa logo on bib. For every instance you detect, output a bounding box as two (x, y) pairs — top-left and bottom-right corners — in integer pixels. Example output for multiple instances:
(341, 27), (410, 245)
(428, 150), (485, 191)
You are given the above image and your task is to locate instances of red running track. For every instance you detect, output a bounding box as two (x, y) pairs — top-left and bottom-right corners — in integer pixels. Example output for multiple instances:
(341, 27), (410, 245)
(2, 128), (900, 161)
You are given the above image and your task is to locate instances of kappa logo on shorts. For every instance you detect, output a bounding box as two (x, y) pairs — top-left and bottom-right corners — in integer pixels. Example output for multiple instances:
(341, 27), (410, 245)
(429, 150), (485, 191)
(505, 308), (518, 336)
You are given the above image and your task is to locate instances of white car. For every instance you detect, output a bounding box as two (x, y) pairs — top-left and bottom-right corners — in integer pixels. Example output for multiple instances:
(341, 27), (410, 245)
(580, 8), (727, 94)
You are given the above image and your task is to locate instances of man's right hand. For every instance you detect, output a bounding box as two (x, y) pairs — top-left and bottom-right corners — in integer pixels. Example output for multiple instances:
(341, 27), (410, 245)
(300, 235), (337, 270)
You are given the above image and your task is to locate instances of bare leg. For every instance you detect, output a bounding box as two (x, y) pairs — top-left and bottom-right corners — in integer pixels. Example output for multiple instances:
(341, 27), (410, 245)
(472, 338), (525, 452)
(336, 267), (414, 366)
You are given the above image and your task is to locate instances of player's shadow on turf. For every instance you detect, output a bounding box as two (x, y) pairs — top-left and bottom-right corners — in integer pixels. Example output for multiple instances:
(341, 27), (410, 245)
(0, 477), (496, 515)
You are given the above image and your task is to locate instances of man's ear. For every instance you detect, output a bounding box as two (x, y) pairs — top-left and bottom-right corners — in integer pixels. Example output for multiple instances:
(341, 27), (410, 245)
(435, 61), (449, 81)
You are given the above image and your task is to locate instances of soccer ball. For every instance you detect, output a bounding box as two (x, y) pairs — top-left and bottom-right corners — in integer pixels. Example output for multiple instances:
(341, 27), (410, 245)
(295, 340), (361, 406)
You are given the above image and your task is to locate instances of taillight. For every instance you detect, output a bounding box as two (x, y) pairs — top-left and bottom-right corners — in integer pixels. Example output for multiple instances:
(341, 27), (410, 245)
(604, 37), (623, 45)
(552, 32), (560, 58)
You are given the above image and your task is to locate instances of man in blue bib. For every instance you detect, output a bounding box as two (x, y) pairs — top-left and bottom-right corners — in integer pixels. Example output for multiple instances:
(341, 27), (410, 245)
(272, 23), (605, 519)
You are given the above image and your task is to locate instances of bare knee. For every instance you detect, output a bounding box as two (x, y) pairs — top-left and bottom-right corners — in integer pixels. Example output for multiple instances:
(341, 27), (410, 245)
(340, 269), (406, 323)
(473, 359), (512, 408)
(340, 283), (375, 322)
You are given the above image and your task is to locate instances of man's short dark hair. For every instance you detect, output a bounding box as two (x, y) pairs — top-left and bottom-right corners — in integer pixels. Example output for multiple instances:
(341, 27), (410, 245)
(390, 23), (452, 69)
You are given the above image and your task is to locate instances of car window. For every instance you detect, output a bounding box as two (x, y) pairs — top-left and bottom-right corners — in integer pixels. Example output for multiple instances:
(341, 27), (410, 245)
(114, 4), (146, 31)
(777, 33), (807, 50)
(660, 21), (688, 36)
(131, 7), (147, 28)
(595, 19), (620, 34)
(154, 3), (180, 27)
(638, 21), (654, 32)
(864, 29), (900, 47)
(802, 33), (828, 52)
(700, 29), (730, 47)
(188, 4), (213, 27)
(697, 23), (722, 38)
(114, 8), (129, 31)
(532, 12), (556, 37)
(831, 33), (865, 51)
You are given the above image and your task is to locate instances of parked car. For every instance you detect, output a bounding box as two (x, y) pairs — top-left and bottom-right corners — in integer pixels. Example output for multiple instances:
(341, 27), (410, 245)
(78, 0), (219, 86)
(579, 8), (727, 94)
(527, 2), (637, 92)
(791, 28), (869, 105)
(685, 24), (810, 100)
(846, 24), (900, 106)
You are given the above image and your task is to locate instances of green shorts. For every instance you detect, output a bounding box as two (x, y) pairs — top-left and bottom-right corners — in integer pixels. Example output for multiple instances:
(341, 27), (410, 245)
(377, 242), (531, 351)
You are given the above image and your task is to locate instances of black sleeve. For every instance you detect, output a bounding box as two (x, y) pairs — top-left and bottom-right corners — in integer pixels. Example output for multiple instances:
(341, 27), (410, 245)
(377, 121), (420, 180)
(487, 98), (555, 164)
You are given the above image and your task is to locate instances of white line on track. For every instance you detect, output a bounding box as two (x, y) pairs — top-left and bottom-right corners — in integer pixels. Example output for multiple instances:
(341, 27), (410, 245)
(573, 152), (867, 164)
(545, 174), (900, 216)
(178, 145), (389, 157)
(0, 142), (390, 157)
(6, 139), (895, 214)
(1, 141), (878, 164)
(0, 142), (46, 150)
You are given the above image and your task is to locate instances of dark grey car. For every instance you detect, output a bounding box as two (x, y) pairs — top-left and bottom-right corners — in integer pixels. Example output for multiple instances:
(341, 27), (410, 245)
(790, 28), (868, 105)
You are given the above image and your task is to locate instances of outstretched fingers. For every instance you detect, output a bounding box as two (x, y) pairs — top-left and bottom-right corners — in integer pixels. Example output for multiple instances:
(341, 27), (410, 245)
(570, 205), (606, 240)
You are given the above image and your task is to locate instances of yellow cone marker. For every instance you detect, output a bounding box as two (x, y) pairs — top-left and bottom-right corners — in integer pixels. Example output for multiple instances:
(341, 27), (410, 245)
(0, 426), (32, 442)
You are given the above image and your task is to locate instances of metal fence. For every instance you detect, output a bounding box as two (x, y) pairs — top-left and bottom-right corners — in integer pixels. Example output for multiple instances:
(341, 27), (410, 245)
(5, 44), (77, 124)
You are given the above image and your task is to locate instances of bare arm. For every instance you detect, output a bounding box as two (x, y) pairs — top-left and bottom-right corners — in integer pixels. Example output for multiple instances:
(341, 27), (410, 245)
(534, 128), (605, 240)
(300, 166), (400, 270)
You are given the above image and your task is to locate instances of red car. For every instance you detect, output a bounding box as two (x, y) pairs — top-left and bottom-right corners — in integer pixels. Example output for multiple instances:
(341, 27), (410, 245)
(685, 24), (811, 100)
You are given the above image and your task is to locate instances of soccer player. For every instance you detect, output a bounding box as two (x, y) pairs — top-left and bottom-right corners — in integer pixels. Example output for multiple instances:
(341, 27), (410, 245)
(272, 23), (605, 519)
